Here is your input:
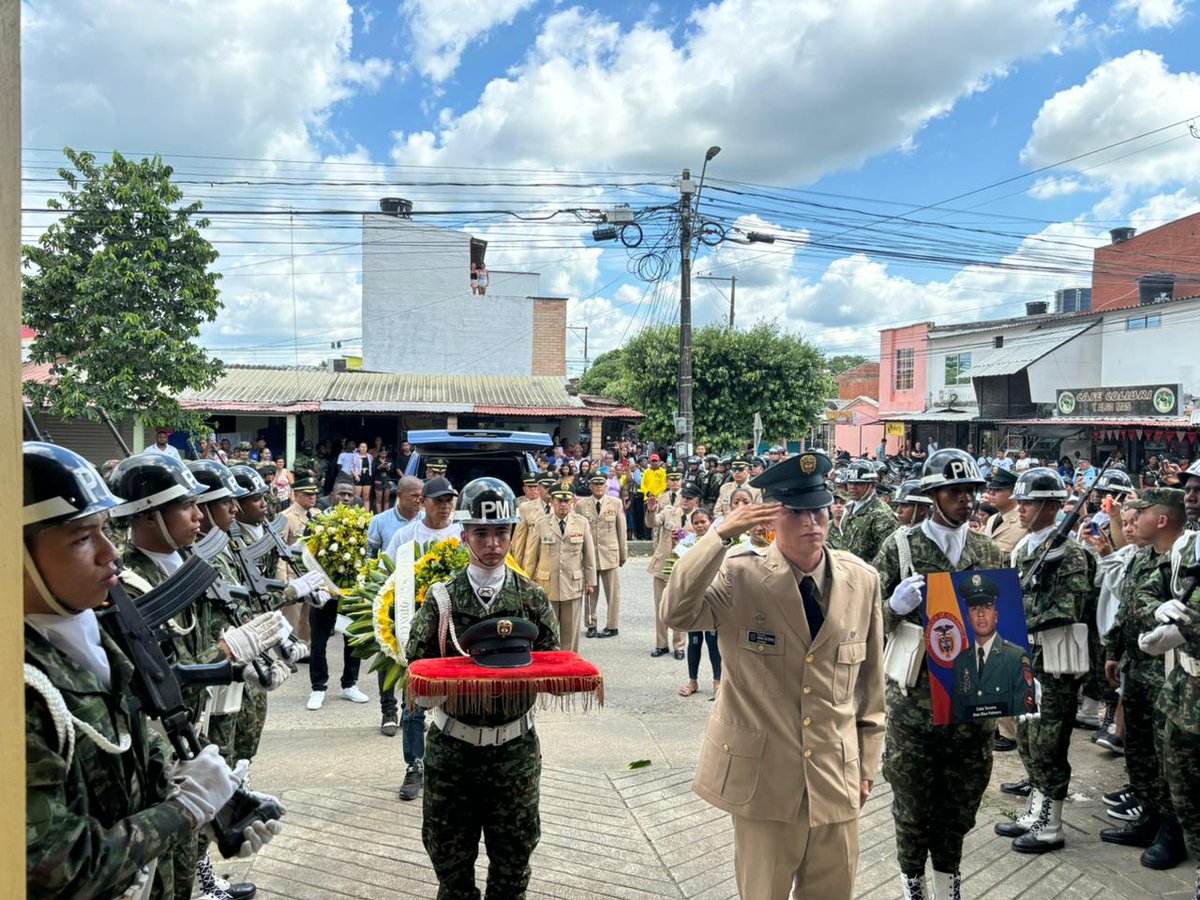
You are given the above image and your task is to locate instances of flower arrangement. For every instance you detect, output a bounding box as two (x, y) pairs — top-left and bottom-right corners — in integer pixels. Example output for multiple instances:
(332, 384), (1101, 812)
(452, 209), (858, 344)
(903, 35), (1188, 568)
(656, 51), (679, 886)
(413, 538), (470, 607)
(303, 504), (373, 591)
(341, 555), (408, 692)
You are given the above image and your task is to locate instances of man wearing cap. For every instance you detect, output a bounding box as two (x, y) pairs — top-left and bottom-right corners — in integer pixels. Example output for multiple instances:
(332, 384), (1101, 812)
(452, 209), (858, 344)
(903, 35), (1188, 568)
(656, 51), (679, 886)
(659, 466), (686, 508)
(768, 446), (785, 467)
(641, 453), (667, 500)
(839, 460), (898, 565)
(406, 477), (560, 900)
(950, 574), (1033, 724)
(701, 454), (723, 509)
(665, 450), (885, 899)
(144, 426), (183, 460)
(872, 448), (1006, 900)
(1100, 486), (1189, 868)
(522, 483), (596, 653)
(991, 467), (1094, 854)
(424, 456), (450, 482)
(276, 473), (322, 647)
(579, 473), (627, 639)
(512, 475), (556, 563)
(714, 456), (762, 517)
(646, 478), (690, 659)
(984, 468), (1027, 554)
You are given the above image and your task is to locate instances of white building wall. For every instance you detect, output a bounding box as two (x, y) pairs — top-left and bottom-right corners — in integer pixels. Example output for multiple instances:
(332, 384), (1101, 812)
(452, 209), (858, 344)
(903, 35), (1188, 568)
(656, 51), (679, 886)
(925, 325), (1032, 406)
(361, 215), (541, 375)
(1099, 299), (1200, 395)
(1026, 327), (1102, 402)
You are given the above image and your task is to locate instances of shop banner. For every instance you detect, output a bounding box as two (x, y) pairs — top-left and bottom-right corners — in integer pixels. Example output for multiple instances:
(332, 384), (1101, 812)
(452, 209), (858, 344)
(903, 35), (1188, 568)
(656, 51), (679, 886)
(1055, 384), (1180, 417)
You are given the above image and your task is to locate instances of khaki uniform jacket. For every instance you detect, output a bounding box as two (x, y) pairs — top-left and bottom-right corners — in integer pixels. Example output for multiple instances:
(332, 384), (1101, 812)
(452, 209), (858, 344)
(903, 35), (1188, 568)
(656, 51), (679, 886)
(714, 480), (763, 517)
(578, 494), (627, 570)
(664, 529), (886, 826)
(511, 498), (551, 565)
(522, 512), (597, 603)
(278, 501), (316, 580)
(985, 506), (1027, 555)
(646, 497), (685, 579)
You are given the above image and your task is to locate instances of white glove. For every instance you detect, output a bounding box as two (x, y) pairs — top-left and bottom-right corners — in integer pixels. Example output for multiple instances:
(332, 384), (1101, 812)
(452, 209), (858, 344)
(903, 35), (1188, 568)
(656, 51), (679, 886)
(287, 571), (332, 608)
(221, 611), (287, 663)
(888, 574), (926, 616)
(1018, 679), (1043, 722)
(170, 745), (239, 828)
(244, 659), (292, 692)
(284, 638), (309, 663)
(1139, 624), (1186, 656)
(1155, 599), (1193, 625)
(237, 817), (284, 858)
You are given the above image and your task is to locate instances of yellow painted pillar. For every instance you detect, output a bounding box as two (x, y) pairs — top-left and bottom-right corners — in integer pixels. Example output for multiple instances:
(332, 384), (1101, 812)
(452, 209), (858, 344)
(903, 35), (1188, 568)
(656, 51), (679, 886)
(2, 1), (26, 894)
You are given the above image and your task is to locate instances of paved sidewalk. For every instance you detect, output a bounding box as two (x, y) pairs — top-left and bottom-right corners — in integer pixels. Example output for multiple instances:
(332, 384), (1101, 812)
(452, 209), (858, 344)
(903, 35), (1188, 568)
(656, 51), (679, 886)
(222, 564), (1196, 899)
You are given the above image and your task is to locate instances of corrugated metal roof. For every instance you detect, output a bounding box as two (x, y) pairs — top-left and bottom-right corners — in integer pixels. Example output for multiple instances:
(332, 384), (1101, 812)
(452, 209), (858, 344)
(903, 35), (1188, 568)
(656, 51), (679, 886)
(881, 409), (977, 423)
(177, 366), (335, 409)
(478, 405), (643, 419)
(968, 321), (1097, 379)
(325, 373), (584, 409)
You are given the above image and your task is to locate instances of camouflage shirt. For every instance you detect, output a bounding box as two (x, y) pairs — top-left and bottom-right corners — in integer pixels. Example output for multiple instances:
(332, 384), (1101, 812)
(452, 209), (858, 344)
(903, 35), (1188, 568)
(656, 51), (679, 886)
(874, 525), (1006, 717)
(1012, 534), (1096, 632)
(25, 625), (193, 899)
(840, 495), (899, 564)
(1159, 531), (1200, 733)
(1104, 544), (1170, 671)
(405, 569), (560, 727)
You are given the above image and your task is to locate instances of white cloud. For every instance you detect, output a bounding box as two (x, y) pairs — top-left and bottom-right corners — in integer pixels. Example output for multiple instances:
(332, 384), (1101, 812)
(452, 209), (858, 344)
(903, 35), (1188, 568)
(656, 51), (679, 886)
(1022, 51), (1200, 198)
(391, 0), (1076, 182)
(402, 0), (538, 82)
(1116, 0), (1188, 29)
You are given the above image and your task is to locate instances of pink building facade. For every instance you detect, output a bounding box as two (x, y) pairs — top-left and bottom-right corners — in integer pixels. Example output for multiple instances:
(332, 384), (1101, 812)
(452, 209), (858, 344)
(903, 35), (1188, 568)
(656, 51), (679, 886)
(833, 396), (887, 457)
(877, 322), (929, 453)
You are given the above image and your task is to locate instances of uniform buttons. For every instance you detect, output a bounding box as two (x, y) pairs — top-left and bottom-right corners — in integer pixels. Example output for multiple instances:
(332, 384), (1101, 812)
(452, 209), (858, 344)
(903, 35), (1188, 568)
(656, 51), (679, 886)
(803, 686), (812, 695)
(756, 645), (765, 653)
(803, 748), (813, 759)
(805, 653), (815, 664)
(802, 716), (812, 727)
(722, 743), (730, 752)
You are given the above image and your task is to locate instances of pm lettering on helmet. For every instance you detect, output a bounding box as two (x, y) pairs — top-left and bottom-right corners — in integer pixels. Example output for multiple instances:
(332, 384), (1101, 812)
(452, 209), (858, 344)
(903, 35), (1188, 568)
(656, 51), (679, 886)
(480, 499), (512, 520)
(947, 460), (967, 480)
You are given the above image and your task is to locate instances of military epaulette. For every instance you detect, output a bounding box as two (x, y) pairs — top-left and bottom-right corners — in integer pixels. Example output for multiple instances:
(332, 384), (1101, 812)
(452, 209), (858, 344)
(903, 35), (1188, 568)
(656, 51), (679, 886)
(118, 568), (155, 597)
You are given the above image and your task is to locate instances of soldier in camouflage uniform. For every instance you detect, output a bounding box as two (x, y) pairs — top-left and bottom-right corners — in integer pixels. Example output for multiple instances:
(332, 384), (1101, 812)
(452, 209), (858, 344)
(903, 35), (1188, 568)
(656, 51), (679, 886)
(1144, 522), (1200, 899)
(840, 459), (898, 563)
(872, 449), (1005, 900)
(23, 442), (251, 900)
(405, 477), (560, 900)
(1100, 487), (1188, 869)
(993, 468), (1096, 853)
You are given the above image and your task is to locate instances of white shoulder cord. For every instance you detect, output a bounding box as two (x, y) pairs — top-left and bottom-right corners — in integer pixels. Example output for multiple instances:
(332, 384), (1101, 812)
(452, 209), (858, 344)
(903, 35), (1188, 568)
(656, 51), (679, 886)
(23, 664), (132, 768)
(1011, 534), (1031, 569)
(430, 582), (468, 658)
(895, 526), (914, 580)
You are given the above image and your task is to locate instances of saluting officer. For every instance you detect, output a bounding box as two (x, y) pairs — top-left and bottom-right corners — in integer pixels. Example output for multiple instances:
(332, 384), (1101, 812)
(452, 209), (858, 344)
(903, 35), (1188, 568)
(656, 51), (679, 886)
(873, 449), (1006, 900)
(839, 459), (898, 563)
(665, 451), (885, 899)
(522, 483), (597, 652)
(714, 456), (763, 516)
(660, 466), (686, 508)
(578, 473), (627, 638)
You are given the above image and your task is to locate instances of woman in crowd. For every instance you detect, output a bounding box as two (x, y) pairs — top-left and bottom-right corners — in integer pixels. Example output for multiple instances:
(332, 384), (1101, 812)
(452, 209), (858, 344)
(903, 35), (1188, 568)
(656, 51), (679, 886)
(272, 456), (293, 509)
(372, 447), (394, 513)
(354, 441), (373, 505)
(677, 507), (722, 700)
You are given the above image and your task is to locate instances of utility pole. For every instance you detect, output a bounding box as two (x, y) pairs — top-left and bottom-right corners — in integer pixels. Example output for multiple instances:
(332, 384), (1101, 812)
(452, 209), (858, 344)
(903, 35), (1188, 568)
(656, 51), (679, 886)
(697, 274), (737, 330)
(566, 324), (589, 370)
(678, 168), (695, 457)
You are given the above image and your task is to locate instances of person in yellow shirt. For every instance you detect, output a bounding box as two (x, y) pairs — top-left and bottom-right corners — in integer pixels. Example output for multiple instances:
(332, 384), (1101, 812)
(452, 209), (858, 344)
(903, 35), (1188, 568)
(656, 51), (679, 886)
(641, 454), (667, 499)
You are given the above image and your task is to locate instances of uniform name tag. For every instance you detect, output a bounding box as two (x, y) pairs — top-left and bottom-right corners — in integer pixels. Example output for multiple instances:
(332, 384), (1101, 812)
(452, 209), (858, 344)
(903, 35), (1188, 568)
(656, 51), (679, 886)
(542, 535), (555, 544)
(747, 631), (776, 646)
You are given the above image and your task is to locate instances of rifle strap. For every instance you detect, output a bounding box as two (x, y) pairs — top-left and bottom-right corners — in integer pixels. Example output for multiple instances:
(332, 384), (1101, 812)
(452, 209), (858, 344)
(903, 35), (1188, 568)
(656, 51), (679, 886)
(24, 663), (131, 767)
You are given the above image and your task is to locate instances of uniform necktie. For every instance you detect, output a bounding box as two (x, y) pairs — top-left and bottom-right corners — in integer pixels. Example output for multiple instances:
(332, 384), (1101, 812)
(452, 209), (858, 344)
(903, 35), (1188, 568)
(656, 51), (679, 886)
(595, 501), (602, 516)
(559, 519), (566, 536)
(544, 504), (551, 516)
(800, 576), (823, 639)
(670, 492), (677, 505)
(977, 645), (986, 674)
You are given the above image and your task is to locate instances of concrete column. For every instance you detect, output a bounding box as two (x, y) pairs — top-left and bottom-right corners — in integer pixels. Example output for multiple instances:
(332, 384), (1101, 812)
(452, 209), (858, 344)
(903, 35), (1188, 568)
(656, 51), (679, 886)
(0, 0), (24, 888)
(446, 414), (458, 430)
(286, 414), (297, 468)
(132, 416), (145, 455)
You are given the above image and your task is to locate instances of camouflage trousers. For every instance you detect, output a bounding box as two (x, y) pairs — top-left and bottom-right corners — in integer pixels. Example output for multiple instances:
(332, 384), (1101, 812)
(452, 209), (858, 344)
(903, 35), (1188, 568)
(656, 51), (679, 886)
(883, 690), (995, 875)
(210, 689), (269, 765)
(423, 724), (542, 900)
(1161, 716), (1200, 855)
(1017, 670), (1080, 801)
(1123, 664), (1173, 821)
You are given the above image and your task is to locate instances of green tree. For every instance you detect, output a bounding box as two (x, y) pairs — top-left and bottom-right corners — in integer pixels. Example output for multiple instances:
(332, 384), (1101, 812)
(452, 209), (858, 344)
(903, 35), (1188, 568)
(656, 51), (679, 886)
(580, 323), (832, 448)
(23, 148), (223, 433)
(825, 353), (868, 376)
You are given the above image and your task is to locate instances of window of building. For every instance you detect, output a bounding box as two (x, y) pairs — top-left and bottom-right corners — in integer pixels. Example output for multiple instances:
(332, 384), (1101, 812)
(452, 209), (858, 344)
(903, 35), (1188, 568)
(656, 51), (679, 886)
(894, 347), (914, 392)
(1126, 314), (1162, 331)
(945, 352), (972, 386)
(993, 336), (1004, 349)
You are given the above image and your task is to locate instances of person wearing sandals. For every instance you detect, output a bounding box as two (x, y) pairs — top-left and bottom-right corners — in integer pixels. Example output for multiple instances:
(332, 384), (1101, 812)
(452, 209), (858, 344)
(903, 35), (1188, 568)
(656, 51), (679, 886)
(676, 506), (722, 699)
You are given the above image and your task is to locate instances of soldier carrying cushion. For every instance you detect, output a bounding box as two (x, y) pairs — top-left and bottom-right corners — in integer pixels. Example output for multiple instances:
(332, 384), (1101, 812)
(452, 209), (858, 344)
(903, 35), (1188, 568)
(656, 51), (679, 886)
(405, 477), (560, 899)
(872, 448), (1006, 900)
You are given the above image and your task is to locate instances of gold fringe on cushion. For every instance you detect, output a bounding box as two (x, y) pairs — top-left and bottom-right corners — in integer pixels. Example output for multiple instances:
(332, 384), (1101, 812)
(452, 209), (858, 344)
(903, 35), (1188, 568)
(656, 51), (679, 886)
(404, 672), (604, 717)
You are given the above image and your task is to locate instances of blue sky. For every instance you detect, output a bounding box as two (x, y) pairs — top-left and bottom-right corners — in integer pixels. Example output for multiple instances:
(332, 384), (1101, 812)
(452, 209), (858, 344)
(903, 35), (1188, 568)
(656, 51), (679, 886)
(20, 0), (1200, 369)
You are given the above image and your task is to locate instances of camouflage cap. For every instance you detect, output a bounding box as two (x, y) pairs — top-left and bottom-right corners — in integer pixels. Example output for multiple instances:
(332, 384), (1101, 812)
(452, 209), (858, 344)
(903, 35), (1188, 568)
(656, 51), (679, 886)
(1126, 487), (1185, 510)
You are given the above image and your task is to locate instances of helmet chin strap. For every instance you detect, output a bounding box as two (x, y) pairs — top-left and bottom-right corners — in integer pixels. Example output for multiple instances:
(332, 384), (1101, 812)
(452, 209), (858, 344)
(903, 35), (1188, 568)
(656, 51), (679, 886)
(153, 511), (181, 551)
(23, 546), (81, 618)
(932, 494), (971, 529)
(465, 538), (507, 572)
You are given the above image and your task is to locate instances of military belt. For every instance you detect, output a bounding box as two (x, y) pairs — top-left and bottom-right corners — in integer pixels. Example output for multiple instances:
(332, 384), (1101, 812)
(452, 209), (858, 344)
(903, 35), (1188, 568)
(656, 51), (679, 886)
(430, 707), (534, 747)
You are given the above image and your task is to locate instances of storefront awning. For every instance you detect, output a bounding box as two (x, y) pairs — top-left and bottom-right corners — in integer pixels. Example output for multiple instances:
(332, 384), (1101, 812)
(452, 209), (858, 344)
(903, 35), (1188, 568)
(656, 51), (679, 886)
(1000, 417), (1196, 428)
(880, 410), (978, 423)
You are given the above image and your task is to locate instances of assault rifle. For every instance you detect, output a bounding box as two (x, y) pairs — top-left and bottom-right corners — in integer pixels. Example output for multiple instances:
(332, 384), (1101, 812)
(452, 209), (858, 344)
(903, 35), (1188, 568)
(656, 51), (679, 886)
(102, 560), (285, 858)
(1020, 458), (1115, 594)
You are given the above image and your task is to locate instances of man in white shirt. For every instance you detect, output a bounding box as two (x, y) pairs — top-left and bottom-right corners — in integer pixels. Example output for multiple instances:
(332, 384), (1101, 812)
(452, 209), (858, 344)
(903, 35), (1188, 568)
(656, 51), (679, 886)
(143, 427), (182, 460)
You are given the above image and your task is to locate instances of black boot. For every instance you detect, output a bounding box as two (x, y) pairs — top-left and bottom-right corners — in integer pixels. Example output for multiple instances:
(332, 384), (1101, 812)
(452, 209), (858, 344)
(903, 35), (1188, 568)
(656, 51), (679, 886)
(1101, 813), (1159, 848)
(1141, 820), (1187, 870)
(1000, 779), (1032, 797)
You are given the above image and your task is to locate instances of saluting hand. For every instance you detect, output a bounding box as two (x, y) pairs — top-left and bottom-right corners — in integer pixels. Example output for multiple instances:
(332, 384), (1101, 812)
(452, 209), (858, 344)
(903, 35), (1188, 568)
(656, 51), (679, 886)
(714, 501), (781, 540)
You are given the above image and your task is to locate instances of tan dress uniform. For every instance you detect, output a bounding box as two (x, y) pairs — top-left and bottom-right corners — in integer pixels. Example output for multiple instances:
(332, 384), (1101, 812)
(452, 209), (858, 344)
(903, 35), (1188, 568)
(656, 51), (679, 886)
(646, 498), (687, 653)
(278, 502), (316, 643)
(665, 529), (886, 900)
(985, 505), (1027, 554)
(511, 497), (550, 564)
(578, 494), (627, 632)
(522, 512), (597, 653)
(714, 479), (763, 517)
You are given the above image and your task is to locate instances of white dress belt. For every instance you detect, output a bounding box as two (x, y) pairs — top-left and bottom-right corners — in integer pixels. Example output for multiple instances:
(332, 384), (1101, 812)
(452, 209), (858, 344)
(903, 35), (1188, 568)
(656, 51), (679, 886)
(430, 706), (535, 747)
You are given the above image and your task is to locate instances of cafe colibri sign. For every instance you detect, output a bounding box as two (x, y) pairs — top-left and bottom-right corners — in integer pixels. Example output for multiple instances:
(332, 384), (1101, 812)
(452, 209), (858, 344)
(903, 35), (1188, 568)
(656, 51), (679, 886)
(1055, 384), (1180, 417)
